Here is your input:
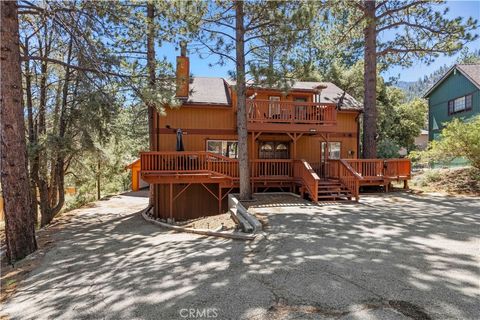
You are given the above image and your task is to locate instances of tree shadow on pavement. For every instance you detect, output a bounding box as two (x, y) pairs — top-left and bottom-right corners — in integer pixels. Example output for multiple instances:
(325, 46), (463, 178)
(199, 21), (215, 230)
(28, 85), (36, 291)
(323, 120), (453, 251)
(2, 191), (479, 319)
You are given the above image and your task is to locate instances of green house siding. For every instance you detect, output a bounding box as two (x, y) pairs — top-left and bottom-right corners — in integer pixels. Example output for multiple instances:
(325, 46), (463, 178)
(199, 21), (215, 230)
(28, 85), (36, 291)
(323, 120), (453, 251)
(427, 70), (480, 141)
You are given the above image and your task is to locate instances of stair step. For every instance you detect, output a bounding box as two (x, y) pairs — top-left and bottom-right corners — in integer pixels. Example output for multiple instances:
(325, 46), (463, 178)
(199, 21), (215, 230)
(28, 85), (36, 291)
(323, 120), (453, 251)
(317, 195), (352, 199)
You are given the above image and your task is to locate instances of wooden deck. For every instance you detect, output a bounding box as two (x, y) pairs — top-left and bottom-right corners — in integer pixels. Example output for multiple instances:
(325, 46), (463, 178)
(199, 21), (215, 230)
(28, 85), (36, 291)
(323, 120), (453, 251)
(141, 152), (411, 203)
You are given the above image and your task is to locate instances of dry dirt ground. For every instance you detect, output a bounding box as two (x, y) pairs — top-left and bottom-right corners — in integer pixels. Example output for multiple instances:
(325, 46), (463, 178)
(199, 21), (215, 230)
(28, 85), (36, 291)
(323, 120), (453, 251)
(1, 191), (479, 320)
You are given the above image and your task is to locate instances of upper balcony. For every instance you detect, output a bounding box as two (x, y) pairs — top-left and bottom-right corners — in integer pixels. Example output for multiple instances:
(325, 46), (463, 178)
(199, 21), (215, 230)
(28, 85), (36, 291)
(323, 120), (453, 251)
(247, 99), (337, 132)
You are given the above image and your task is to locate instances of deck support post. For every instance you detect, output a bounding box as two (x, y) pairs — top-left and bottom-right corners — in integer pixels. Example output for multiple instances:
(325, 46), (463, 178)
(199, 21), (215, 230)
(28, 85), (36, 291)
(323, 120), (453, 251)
(403, 180), (409, 189)
(218, 184), (222, 214)
(169, 183), (173, 221)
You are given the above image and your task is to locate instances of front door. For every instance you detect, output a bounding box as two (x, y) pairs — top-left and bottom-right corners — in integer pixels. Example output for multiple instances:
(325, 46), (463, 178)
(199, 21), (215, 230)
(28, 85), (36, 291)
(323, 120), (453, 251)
(320, 141), (341, 178)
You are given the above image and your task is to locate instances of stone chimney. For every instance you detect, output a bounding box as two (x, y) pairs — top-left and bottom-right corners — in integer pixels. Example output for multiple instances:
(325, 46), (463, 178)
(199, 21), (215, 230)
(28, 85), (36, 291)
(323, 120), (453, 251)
(176, 42), (189, 100)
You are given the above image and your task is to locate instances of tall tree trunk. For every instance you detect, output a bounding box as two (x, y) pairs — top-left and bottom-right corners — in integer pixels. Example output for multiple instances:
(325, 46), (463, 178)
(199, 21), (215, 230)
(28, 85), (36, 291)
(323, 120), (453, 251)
(38, 35), (73, 227)
(146, 1), (157, 209)
(36, 30), (51, 226)
(96, 159), (101, 200)
(0, 0), (37, 262)
(23, 39), (38, 226)
(235, 0), (251, 200)
(362, 0), (377, 159)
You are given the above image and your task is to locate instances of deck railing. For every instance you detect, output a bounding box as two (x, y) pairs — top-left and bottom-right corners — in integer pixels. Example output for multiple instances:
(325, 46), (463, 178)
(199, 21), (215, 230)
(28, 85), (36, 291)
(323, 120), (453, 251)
(141, 152), (411, 200)
(345, 158), (411, 181)
(251, 159), (293, 179)
(384, 159), (411, 180)
(345, 159), (384, 179)
(141, 152), (239, 178)
(247, 99), (337, 125)
(141, 152), (296, 181)
(293, 160), (320, 202)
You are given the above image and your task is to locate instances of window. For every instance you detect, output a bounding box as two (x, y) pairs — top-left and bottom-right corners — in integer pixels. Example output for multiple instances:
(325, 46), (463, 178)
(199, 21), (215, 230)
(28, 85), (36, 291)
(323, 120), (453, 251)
(448, 94), (473, 115)
(259, 141), (289, 159)
(206, 140), (238, 158)
(321, 142), (341, 160)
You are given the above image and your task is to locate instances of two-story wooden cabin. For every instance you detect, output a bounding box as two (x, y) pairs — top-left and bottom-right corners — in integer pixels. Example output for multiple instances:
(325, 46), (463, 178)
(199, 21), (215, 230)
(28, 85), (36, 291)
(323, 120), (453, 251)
(141, 54), (411, 221)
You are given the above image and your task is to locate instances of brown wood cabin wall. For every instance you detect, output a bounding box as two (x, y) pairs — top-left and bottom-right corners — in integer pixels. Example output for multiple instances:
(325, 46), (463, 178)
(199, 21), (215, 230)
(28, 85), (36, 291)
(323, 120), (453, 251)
(156, 184), (232, 221)
(153, 89), (359, 220)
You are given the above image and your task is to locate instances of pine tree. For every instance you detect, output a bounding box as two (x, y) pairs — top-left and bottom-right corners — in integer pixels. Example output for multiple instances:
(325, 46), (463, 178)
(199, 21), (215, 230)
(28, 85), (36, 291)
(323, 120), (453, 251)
(332, 0), (478, 158)
(1, 0), (38, 262)
(196, 0), (307, 200)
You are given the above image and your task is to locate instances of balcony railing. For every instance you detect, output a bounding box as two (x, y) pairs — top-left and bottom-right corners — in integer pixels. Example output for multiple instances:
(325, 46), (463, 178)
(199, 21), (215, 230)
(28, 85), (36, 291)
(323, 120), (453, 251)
(247, 99), (337, 125)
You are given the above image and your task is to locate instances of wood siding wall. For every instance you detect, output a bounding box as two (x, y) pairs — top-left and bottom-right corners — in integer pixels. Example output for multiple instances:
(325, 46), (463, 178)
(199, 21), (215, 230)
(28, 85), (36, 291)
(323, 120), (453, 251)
(157, 110), (359, 160)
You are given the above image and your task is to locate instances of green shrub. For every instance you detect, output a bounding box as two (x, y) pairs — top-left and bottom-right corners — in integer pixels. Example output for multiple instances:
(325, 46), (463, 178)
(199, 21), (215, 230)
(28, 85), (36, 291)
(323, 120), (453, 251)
(418, 116), (480, 169)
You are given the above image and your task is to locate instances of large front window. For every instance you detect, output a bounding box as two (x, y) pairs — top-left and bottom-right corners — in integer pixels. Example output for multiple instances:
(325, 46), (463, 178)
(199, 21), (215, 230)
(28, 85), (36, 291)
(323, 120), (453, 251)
(206, 140), (238, 159)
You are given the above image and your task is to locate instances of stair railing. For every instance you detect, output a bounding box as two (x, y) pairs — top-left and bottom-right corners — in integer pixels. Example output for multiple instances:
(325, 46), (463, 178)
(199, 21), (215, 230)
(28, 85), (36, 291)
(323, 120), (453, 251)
(293, 160), (320, 202)
(338, 160), (362, 201)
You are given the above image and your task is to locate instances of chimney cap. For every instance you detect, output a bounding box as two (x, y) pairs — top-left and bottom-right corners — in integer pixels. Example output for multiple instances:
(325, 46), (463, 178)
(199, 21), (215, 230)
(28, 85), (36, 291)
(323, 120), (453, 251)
(180, 41), (187, 57)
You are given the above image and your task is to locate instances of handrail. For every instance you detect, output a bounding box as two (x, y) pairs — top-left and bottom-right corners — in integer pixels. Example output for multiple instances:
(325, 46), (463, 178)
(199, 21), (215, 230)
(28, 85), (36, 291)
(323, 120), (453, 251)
(338, 160), (361, 201)
(247, 99), (337, 125)
(293, 159), (320, 202)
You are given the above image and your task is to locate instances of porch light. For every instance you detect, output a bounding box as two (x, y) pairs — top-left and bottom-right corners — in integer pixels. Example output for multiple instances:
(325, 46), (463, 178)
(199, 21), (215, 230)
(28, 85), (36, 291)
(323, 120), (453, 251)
(309, 128), (317, 132)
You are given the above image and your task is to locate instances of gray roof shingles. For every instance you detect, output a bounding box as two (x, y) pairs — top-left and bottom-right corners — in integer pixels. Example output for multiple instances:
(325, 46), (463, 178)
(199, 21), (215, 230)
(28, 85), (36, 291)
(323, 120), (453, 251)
(185, 77), (362, 110)
(186, 77), (231, 106)
(424, 64), (480, 97)
(457, 64), (480, 88)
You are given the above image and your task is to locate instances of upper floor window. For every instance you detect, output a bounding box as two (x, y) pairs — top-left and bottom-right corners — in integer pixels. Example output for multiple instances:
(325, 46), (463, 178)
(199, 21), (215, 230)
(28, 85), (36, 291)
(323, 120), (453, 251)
(206, 140), (238, 159)
(448, 94), (473, 115)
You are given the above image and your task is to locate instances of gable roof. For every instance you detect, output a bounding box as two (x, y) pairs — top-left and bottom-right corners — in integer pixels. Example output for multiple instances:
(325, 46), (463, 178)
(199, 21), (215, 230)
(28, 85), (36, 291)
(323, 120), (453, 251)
(197, 77), (363, 110)
(185, 77), (231, 106)
(423, 64), (480, 98)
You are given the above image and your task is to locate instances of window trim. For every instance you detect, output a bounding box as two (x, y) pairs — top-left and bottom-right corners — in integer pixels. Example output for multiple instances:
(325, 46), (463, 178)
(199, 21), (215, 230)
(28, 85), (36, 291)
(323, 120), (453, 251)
(448, 93), (473, 115)
(206, 139), (239, 159)
(321, 141), (342, 160)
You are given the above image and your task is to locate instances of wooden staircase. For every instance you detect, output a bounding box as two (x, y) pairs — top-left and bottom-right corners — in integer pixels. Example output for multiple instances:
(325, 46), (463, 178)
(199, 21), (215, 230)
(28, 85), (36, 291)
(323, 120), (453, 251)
(317, 179), (353, 201)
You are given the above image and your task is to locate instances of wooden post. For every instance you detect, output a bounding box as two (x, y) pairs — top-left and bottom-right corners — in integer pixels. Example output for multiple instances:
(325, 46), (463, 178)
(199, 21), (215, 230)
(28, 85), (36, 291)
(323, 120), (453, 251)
(251, 132), (255, 159)
(169, 183), (173, 221)
(293, 133), (297, 159)
(218, 184), (222, 214)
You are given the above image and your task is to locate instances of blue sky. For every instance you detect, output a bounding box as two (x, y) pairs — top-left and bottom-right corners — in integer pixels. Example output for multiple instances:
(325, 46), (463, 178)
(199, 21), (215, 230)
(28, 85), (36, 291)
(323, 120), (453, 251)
(384, 0), (480, 82)
(160, 0), (479, 83)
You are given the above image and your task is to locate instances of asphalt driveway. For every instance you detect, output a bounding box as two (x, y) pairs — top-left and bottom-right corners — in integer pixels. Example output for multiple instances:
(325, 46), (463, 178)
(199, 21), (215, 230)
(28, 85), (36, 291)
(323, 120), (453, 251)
(1, 191), (479, 320)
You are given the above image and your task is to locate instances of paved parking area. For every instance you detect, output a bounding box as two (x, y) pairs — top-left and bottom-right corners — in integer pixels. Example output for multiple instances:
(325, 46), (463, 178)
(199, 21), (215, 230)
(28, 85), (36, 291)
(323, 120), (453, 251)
(2, 191), (479, 319)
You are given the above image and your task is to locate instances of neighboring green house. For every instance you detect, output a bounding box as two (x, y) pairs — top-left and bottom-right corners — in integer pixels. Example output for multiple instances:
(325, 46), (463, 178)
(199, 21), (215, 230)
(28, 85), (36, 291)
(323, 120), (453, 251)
(424, 64), (480, 141)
